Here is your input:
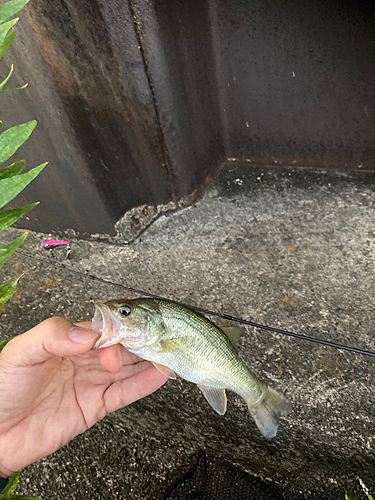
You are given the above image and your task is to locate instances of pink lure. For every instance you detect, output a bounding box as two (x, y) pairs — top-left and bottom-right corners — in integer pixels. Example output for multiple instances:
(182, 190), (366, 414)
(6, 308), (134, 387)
(41, 240), (70, 248)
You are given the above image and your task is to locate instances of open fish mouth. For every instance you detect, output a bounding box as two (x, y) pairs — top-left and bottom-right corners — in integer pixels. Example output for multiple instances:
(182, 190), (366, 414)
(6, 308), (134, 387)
(91, 302), (122, 349)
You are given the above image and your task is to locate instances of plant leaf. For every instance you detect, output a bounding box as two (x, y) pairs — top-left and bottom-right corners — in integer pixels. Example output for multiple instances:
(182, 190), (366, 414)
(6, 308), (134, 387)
(1, 470), (20, 495)
(0, 0), (30, 25)
(0, 232), (27, 267)
(0, 274), (22, 308)
(0, 203), (38, 233)
(0, 17), (17, 51)
(345, 492), (357, 500)
(0, 121), (36, 165)
(0, 470), (44, 499)
(8, 495), (43, 500)
(0, 160), (26, 180)
(0, 81), (28, 94)
(0, 336), (14, 352)
(0, 162), (47, 209)
(0, 25), (15, 57)
(0, 63), (13, 90)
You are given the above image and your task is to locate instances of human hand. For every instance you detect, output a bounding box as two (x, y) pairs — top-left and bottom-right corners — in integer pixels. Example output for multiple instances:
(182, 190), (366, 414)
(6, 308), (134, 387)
(0, 317), (168, 477)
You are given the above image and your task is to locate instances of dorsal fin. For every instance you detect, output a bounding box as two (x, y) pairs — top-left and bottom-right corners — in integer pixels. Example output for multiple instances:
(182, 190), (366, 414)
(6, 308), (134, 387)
(221, 326), (241, 350)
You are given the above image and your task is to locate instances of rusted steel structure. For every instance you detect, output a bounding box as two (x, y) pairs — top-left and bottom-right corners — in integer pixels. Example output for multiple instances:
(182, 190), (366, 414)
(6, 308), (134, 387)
(2, 0), (374, 238)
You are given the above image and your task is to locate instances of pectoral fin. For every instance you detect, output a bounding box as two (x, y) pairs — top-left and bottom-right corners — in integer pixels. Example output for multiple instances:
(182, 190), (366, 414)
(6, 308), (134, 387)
(197, 385), (227, 415)
(152, 362), (177, 379)
(160, 337), (194, 353)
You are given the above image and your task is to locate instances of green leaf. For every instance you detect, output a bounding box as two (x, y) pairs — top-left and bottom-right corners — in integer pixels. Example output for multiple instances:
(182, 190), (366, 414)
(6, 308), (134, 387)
(0, 64), (13, 90)
(0, 65), (28, 92)
(7, 496), (45, 500)
(0, 203), (37, 233)
(0, 81), (27, 94)
(345, 492), (357, 500)
(0, 232), (27, 267)
(0, 162), (47, 209)
(0, 0), (30, 25)
(1, 470), (20, 495)
(0, 470), (44, 499)
(0, 160), (26, 180)
(0, 26), (15, 58)
(0, 274), (22, 308)
(0, 121), (36, 165)
(0, 17), (17, 49)
(0, 336), (14, 352)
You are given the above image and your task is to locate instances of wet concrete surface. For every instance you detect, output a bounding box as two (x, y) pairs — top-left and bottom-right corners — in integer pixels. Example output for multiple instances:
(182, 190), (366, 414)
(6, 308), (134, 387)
(0, 163), (374, 498)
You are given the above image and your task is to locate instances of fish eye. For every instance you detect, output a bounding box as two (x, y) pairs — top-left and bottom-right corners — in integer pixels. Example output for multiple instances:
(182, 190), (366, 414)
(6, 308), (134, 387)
(119, 305), (131, 317)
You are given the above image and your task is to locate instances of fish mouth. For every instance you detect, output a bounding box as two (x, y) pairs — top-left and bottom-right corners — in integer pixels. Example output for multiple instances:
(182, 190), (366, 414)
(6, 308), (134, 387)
(92, 302), (122, 349)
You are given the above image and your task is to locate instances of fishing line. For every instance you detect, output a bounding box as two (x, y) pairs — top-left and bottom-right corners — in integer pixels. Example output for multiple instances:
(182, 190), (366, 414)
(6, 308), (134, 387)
(14, 249), (375, 358)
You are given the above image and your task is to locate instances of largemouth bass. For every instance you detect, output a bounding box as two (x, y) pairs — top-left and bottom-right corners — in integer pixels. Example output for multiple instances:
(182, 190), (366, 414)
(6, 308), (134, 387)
(92, 298), (291, 438)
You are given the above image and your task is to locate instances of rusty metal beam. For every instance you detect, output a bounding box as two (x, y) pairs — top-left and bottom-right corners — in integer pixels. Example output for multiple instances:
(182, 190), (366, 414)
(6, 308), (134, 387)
(2, 0), (374, 238)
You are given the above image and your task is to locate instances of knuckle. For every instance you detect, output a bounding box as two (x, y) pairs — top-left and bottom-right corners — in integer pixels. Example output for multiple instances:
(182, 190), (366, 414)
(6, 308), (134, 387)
(41, 316), (69, 330)
(118, 384), (130, 408)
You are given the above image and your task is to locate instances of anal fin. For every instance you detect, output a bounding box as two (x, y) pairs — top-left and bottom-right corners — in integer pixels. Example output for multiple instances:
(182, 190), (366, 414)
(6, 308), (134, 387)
(197, 385), (227, 415)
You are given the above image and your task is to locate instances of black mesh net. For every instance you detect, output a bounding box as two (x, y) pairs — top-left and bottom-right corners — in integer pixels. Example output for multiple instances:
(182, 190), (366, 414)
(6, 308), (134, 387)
(154, 450), (374, 500)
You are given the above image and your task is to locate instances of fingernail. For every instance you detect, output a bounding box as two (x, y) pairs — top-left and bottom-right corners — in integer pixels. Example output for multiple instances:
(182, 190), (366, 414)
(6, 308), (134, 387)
(68, 327), (99, 344)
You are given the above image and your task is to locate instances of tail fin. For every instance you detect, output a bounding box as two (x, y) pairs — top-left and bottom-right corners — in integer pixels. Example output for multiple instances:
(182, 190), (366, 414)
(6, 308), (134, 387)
(247, 386), (291, 439)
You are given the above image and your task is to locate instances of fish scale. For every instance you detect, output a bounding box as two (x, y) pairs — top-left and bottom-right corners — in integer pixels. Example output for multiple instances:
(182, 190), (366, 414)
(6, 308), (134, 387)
(154, 300), (259, 398)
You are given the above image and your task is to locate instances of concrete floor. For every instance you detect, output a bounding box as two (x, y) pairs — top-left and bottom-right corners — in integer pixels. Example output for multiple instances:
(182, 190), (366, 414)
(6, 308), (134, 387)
(0, 163), (374, 499)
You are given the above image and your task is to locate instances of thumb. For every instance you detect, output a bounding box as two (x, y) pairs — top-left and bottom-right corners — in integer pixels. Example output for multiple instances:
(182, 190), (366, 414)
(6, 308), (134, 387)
(1, 316), (100, 366)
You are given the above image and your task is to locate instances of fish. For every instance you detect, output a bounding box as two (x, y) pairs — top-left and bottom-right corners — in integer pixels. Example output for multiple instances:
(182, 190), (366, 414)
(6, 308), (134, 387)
(92, 298), (291, 438)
